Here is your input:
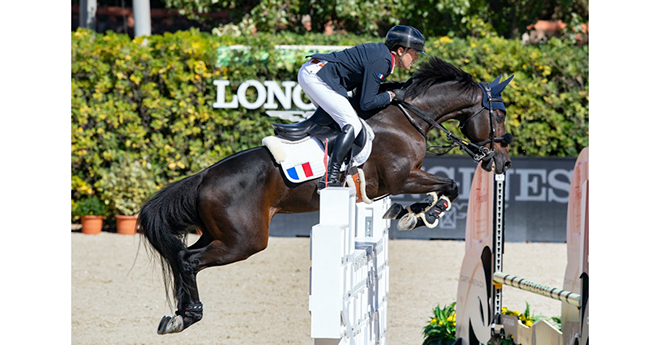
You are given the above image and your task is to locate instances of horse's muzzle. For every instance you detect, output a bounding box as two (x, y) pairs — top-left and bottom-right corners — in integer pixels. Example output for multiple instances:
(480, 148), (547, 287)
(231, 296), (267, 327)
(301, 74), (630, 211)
(480, 154), (511, 174)
(480, 157), (494, 172)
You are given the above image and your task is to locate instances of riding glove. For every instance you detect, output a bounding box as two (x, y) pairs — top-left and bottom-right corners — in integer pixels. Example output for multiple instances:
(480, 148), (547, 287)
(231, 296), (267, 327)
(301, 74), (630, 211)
(390, 89), (406, 103)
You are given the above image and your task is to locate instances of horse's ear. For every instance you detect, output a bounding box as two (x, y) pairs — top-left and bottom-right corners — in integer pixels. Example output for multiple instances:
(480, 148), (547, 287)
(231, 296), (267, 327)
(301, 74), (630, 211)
(491, 74), (514, 96)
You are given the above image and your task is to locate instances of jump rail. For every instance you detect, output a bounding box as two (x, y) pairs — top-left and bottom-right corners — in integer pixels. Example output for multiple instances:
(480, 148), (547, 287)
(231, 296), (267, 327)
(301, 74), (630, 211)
(492, 272), (581, 308)
(309, 187), (391, 345)
(455, 147), (589, 345)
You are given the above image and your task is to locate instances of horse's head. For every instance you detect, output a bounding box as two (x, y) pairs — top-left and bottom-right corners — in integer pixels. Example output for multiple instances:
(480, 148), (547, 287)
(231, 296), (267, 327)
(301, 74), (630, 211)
(403, 58), (513, 174)
(459, 74), (514, 174)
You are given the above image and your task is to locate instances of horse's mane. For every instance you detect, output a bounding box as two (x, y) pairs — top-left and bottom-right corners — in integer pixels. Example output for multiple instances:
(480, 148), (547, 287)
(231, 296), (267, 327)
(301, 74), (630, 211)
(406, 57), (474, 100)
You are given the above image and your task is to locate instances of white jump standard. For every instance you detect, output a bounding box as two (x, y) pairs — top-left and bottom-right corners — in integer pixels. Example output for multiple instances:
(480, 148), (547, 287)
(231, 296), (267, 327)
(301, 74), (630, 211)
(309, 187), (390, 345)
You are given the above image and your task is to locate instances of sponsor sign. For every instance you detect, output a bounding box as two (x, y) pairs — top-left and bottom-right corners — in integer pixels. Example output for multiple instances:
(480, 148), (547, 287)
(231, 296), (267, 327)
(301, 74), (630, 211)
(213, 45), (351, 122)
(213, 79), (315, 122)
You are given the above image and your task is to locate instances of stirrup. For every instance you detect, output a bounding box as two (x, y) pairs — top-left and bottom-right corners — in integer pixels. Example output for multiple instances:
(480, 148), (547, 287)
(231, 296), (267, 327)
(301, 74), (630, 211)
(317, 178), (343, 192)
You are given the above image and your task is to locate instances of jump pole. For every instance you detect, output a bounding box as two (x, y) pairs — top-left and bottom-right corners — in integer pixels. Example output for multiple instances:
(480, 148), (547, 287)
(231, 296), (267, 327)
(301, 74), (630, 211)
(492, 272), (581, 307)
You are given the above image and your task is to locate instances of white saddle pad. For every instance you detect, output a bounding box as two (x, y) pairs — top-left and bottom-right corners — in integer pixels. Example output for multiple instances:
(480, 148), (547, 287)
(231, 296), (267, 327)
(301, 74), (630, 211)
(262, 122), (374, 184)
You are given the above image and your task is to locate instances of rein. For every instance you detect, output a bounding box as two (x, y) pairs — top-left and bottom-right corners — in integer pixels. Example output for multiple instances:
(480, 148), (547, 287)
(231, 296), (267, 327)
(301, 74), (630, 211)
(396, 82), (513, 164)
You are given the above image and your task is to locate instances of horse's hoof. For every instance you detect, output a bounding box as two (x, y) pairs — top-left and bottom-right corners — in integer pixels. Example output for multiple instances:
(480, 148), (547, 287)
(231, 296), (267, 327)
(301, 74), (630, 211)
(397, 213), (417, 231)
(383, 203), (404, 219)
(157, 316), (170, 334)
(157, 315), (184, 334)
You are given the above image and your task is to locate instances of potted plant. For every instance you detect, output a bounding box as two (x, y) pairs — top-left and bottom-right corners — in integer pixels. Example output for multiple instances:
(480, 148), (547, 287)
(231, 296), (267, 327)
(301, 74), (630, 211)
(72, 195), (108, 235)
(97, 154), (158, 235)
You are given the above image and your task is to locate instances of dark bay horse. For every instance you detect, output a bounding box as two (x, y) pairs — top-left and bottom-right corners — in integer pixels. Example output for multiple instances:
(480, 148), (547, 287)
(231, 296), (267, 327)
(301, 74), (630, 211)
(139, 57), (513, 334)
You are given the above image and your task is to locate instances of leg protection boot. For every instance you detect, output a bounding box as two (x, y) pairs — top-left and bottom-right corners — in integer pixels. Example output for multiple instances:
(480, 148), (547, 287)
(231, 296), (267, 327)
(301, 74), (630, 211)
(319, 124), (355, 190)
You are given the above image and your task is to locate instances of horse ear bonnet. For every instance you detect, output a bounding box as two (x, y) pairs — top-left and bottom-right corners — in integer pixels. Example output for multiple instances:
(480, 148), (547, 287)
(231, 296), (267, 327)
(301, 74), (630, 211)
(490, 74), (514, 97)
(480, 74), (514, 113)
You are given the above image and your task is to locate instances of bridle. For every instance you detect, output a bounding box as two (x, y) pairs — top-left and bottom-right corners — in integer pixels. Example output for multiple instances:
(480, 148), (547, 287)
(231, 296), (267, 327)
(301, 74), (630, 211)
(396, 81), (513, 164)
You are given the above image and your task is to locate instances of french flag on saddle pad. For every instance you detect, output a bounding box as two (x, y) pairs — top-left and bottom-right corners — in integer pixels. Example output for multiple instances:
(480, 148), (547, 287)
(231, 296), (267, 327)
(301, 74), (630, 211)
(286, 162), (315, 181)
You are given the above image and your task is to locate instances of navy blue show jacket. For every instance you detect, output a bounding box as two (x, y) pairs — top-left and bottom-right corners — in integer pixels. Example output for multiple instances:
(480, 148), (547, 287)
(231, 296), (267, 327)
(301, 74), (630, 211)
(310, 42), (394, 111)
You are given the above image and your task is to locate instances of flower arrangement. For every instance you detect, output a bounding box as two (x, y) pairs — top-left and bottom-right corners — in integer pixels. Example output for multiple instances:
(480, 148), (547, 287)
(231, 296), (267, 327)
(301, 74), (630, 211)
(422, 302), (561, 345)
(501, 302), (561, 332)
(501, 303), (560, 329)
(422, 303), (457, 345)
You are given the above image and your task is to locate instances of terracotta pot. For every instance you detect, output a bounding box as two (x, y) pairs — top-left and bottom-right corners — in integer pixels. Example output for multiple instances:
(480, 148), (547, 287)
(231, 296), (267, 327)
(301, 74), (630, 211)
(81, 215), (103, 235)
(116, 215), (138, 235)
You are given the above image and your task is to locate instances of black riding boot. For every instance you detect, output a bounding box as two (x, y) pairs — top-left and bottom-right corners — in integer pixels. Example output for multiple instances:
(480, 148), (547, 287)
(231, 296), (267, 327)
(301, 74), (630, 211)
(319, 124), (355, 191)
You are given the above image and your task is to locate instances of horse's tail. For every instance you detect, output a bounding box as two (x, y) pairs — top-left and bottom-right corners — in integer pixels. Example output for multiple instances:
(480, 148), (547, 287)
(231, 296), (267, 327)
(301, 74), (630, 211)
(138, 172), (205, 308)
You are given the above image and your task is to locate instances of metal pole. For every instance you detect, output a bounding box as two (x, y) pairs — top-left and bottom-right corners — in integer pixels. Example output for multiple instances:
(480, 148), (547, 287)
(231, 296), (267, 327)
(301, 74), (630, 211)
(79, 0), (97, 30)
(492, 173), (505, 317)
(132, 0), (152, 37)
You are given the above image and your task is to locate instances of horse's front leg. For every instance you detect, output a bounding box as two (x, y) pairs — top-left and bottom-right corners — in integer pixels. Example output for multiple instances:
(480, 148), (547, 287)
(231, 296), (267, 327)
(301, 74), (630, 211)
(384, 191), (453, 230)
(382, 168), (458, 231)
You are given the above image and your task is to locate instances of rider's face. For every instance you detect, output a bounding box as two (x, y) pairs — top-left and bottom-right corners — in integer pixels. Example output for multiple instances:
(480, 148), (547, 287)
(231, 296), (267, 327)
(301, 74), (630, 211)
(398, 48), (419, 70)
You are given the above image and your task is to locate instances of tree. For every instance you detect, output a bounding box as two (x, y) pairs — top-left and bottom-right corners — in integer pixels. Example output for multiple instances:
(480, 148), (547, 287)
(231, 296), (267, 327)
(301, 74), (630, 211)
(99, 0), (588, 39)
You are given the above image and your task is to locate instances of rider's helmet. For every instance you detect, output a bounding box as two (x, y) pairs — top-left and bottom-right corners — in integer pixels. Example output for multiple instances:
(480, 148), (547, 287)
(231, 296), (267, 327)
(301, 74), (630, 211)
(384, 25), (426, 55)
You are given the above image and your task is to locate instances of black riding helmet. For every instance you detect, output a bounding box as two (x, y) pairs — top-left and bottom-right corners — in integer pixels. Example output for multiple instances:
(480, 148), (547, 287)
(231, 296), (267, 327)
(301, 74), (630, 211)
(384, 25), (426, 55)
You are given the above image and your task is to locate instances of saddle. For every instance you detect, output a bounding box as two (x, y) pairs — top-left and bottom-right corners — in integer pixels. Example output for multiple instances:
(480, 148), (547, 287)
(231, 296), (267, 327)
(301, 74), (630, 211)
(271, 107), (368, 156)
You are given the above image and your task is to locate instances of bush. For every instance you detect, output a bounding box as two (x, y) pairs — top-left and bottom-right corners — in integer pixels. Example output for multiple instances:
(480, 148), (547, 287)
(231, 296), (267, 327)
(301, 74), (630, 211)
(72, 195), (108, 221)
(71, 28), (587, 211)
(96, 154), (159, 216)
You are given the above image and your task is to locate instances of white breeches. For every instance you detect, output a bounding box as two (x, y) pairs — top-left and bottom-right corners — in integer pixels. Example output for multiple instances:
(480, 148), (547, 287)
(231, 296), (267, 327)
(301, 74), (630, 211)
(297, 60), (363, 136)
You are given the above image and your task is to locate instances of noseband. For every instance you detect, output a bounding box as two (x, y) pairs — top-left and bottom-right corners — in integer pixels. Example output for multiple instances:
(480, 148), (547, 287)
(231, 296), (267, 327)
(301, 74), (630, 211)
(397, 82), (513, 164)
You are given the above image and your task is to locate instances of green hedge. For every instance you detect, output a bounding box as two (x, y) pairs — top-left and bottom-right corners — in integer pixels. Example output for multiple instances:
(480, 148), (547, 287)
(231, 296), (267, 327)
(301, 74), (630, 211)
(71, 28), (587, 215)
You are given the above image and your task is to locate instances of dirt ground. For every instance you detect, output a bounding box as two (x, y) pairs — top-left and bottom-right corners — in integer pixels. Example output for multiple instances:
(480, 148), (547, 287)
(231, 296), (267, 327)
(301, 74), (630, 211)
(71, 232), (567, 345)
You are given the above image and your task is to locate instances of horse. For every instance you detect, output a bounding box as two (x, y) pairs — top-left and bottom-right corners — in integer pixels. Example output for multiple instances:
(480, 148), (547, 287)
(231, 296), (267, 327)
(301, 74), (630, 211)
(138, 56), (514, 334)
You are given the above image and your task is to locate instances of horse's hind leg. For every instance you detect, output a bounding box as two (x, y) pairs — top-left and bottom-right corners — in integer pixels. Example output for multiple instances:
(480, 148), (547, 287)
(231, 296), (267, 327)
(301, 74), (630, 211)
(158, 222), (270, 334)
(157, 149), (280, 334)
(156, 242), (208, 335)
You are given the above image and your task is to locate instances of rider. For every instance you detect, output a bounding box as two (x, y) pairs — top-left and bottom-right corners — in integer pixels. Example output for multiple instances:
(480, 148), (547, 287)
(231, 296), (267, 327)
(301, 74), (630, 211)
(297, 25), (426, 191)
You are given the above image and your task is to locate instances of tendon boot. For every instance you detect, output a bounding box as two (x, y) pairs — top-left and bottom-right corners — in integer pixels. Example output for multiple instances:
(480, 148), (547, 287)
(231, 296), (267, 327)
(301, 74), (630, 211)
(422, 197), (451, 225)
(318, 124), (355, 191)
